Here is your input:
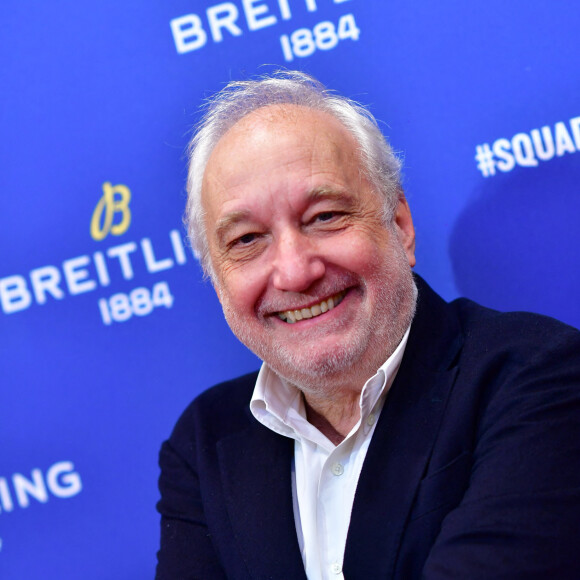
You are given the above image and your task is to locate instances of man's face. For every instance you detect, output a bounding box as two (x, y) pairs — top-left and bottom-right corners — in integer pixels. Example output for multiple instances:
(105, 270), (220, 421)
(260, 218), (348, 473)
(201, 105), (416, 393)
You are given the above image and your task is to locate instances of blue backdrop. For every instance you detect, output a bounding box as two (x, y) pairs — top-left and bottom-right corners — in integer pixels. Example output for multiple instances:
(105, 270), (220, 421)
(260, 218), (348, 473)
(1, 1), (579, 577)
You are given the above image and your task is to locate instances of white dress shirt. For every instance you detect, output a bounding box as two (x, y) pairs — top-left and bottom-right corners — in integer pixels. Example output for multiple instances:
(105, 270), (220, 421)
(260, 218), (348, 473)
(250, 327), (410, 580)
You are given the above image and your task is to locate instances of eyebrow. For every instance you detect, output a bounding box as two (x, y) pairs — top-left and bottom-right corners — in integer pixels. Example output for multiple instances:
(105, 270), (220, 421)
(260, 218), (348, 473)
(214, 210), (253, 246)
(306, 187), (356, 205)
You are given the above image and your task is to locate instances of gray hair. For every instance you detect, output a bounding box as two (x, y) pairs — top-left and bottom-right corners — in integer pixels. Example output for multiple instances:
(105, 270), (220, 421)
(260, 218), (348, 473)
(186, 70), (403, 277)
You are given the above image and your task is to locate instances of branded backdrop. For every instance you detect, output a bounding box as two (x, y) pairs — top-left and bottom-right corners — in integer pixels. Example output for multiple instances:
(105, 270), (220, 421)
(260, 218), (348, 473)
(1, 1), (579, 578)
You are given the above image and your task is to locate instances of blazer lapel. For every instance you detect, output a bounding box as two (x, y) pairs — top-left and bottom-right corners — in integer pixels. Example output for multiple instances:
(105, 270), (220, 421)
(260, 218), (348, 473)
(343, 276), (463, 578)
(217, 421), (308, 579)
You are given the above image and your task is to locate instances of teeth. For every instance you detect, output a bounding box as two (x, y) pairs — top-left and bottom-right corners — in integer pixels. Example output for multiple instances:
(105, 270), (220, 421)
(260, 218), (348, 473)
(277, 291), (345, 324)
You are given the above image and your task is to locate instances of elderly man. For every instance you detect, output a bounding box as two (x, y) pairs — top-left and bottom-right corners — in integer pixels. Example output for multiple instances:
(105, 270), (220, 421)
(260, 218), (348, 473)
(156, 71), (580, 579)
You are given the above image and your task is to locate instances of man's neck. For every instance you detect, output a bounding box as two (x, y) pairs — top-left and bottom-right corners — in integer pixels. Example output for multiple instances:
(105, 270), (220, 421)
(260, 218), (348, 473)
(303, 389), (361, 445)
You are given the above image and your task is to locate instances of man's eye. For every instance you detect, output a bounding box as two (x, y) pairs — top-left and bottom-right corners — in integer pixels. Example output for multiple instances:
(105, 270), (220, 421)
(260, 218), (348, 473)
(235, 233), (257, 245)
(315, 212), (336, 222)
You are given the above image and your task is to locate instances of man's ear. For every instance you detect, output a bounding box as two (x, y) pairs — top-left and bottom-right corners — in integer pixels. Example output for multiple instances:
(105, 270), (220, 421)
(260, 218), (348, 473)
(394, 193), (416, 267)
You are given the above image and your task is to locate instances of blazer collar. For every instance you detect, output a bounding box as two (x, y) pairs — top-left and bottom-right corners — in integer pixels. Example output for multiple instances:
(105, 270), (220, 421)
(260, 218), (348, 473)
(344, 274), (463, 577)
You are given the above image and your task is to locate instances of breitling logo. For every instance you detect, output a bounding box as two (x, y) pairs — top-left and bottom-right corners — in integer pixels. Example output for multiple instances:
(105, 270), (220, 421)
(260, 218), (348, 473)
(90, 182), (132, 241)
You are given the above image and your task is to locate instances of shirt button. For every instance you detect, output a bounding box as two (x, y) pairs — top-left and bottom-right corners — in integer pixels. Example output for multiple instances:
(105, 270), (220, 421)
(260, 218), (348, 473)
(331, 462), (344, 476)
(331, 562), (342, 574)
(367, 413), (376, 426)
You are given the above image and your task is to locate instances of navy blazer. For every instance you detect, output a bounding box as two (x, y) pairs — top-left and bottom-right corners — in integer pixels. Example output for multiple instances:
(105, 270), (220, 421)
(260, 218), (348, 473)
(157, 277), (580, 579)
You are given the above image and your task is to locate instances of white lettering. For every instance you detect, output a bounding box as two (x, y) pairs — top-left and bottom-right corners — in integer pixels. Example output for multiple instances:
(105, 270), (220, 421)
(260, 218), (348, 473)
(107, 242), (137, 280)
(0, 478), (13, 513)
(3, 230), (186, 315)
(492, 138), (515, 172)
(530, 126), (555, 161)
(30, 266), (65, 305)
(569, 116), (580, 149)
(207, 3), (243, 42)
(13, 470), (48, 508)
(278, 0), (292, 19)
(243, 0), (277, 30)
(170, 15), (208, 53)
(93, 251), (111, 286)
(477, 114), (580, 177)
(1, 461), (83, 514)
(63, 255), (97, 295)
(305, 0), (317, 11)
(554, 121), (576, 156)
(141, 238), (174, 273)
(46, 462), (82, 498)
(511, 133), (538, 167)
(0, 275), (32, 314)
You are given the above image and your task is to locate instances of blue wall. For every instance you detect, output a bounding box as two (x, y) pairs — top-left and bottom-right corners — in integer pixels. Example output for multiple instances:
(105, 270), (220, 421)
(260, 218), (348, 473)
(1, 1), (579, 577)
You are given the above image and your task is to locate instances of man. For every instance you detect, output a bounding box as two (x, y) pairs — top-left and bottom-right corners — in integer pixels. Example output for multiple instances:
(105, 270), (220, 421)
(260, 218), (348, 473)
(156, 71), (580, 579)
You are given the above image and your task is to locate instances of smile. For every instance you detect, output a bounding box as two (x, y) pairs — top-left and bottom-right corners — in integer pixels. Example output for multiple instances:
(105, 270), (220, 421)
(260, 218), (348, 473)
(277, 291), (346, 324)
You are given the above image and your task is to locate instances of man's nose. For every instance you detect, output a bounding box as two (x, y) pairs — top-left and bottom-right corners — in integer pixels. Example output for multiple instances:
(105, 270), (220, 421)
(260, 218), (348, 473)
(271, 231), (325, 292)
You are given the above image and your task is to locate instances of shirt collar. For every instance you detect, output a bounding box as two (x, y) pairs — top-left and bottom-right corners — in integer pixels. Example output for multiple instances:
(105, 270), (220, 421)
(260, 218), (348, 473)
(250, 326), (411, 445)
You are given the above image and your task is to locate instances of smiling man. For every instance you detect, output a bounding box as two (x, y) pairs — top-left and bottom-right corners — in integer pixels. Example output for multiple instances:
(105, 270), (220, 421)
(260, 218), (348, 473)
(156, 72), (580, 579)
(202, 102), (416, 440)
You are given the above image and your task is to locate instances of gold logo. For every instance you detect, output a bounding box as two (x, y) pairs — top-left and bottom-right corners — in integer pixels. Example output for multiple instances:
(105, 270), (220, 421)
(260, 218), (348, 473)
(90, 182), (132, 241)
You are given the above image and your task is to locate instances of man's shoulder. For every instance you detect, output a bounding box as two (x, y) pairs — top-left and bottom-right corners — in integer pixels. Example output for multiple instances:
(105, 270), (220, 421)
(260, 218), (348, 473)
(411, 274), (580, 374)
(443, 296), (580, 398)
(169, 370), (260, 445)
(451, 295), (580, 353)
